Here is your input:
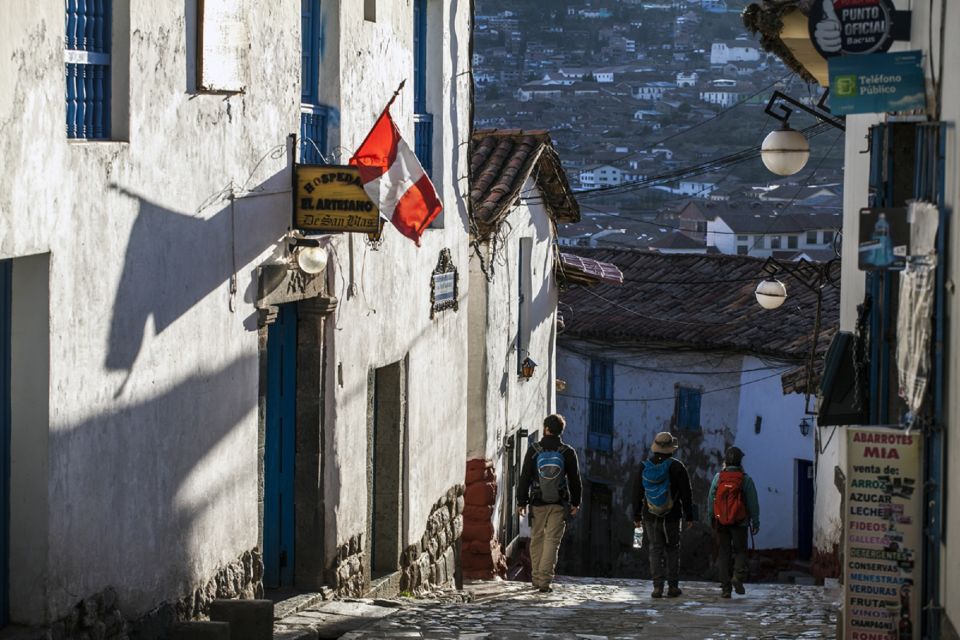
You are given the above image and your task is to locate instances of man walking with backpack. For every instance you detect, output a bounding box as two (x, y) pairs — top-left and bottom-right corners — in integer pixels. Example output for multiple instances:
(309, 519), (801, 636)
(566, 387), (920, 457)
(517, 414), (582, 593)
(708, 446), (760, 598)
(634, 431), (694, 598)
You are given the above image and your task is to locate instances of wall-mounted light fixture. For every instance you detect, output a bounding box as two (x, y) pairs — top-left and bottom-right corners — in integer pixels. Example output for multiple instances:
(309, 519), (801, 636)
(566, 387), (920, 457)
(520, 356), (537, 379)
(799, 417), (812, 437)
(756, 257), (841, 413)
(761, 90), (845, 177)
(289, 236), (328, 274)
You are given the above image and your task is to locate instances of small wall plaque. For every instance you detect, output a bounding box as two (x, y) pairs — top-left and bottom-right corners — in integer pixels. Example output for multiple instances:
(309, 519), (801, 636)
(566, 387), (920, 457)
(430, 249), (458, 318)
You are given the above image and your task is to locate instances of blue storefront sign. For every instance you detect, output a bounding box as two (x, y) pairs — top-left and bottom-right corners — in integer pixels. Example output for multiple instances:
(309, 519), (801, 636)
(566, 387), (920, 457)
(829, 50), (926, 115)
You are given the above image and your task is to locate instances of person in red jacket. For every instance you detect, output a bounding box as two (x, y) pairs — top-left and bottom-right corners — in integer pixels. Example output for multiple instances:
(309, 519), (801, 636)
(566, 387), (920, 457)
(708, 446), (760, 598)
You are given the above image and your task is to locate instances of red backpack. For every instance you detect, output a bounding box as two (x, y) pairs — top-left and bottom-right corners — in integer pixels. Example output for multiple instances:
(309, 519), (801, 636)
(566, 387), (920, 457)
(714, 470), (748, 525)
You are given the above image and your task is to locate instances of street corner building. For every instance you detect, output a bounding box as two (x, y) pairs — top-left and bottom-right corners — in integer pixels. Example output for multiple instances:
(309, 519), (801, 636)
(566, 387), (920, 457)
(0, 0), (472, 636)
(745, 1), (960, 638)
(462, 130), (583, 579)
(554, 250), (838, 580)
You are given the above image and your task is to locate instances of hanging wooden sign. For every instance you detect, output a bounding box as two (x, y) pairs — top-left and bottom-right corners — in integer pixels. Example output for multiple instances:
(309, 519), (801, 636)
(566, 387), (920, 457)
(294, 165), (380, 234)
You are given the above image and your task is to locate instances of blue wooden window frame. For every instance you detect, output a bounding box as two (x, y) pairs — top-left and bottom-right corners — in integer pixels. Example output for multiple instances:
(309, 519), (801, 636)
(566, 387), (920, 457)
(413, 0), (433, 175)
(588, 360), (614, 452)
(299, 0), (328, 163)
(675, 386), (701, 431)
(65, 0), (112, 139)
(301, 0), (322, 105)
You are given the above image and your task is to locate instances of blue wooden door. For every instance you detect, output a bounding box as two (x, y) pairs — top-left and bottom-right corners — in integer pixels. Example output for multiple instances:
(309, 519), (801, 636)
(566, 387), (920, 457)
(0, 260), (10, 626)
(264, 304), (297, 588)
(796, 459), (814, 561)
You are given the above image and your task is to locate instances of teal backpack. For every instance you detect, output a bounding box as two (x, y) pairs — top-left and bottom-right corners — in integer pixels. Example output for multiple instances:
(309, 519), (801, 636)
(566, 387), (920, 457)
(642, 458), (674, 516)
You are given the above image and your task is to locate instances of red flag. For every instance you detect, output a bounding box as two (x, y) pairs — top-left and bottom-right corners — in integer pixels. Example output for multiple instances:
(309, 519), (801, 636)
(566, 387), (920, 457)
(349, 109), (442, 245)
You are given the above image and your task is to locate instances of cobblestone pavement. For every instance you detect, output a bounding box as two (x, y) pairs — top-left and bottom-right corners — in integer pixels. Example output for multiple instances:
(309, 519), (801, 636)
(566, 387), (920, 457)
(338, 577), (840, 640)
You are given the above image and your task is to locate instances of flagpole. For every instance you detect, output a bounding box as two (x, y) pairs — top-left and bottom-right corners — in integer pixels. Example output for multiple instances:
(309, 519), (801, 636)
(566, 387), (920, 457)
(350, 79), (407, 164)
(381, 79), (406, 116)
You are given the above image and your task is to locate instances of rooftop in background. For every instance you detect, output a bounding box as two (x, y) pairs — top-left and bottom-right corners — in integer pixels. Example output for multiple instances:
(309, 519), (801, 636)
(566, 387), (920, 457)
(558, 248), (840, 371)
(470, 129), (580, 237)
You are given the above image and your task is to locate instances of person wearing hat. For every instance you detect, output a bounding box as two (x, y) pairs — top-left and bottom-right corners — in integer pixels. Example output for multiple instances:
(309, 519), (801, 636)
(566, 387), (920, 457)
(707, 446), (760, 598)
(633, 431), (695, 598)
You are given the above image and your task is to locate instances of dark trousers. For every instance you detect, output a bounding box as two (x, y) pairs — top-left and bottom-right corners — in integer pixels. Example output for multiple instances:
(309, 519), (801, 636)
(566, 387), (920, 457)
(644, 514), (681, 585)
(717, 525), (749, 587)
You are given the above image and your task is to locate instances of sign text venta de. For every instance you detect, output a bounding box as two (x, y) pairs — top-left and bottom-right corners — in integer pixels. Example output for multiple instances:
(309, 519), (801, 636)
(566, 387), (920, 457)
(295, 165), (380, 234)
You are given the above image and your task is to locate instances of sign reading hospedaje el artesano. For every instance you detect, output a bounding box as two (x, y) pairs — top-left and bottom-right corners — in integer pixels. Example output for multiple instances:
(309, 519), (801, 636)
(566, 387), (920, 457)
(294, 165), (380, 234)
(844, 428), (922, 640)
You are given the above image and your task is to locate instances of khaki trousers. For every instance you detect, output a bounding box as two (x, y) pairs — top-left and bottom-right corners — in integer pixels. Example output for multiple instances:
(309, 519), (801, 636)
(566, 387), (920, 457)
(530, 504), (567, 587)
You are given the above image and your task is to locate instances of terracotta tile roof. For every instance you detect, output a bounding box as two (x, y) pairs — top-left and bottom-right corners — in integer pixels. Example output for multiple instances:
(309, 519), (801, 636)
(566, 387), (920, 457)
(558, 248), (840, 369)
(649, 231), (705, 249)
(557, 252), (624, 287)
(470, 129), (580, 237)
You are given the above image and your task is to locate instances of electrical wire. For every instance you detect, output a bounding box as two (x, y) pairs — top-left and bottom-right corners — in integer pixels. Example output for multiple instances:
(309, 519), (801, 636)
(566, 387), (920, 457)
(557, 370), (787, 403)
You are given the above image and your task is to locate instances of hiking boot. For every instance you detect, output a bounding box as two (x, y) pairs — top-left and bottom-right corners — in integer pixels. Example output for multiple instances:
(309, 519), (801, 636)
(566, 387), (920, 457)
(667, 585), (683, 598)
(538, 586), (553, 593)
(651, 584), (664, 598)
(720, 588), (732, 599)
(732, 577), (745, 595)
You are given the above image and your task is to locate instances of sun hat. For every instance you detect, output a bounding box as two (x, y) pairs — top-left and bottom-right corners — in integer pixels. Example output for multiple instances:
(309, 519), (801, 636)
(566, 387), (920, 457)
(651, 431), (679, 454)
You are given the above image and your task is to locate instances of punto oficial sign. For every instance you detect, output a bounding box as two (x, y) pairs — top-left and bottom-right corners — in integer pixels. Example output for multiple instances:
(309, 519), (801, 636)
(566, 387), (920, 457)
(294, 165), (380, 233)
(808, 0), (905, 58)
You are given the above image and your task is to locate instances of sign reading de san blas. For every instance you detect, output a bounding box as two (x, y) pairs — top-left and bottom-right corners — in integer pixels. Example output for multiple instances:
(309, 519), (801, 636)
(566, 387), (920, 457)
(843, 428), (922, 640)
(294, 165), (380, 234)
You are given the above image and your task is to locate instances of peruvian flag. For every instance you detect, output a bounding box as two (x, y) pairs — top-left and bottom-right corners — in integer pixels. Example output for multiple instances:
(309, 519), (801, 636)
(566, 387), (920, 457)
(349, 107), (442, 246)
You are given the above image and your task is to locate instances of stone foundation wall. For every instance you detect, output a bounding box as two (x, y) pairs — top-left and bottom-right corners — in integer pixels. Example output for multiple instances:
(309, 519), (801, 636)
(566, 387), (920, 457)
(332, 486), (465, 597)
(461, 459), (506, 580)
(332, 533), (366, 598)
(400, 486), (465, 593)
(42, 549), (262, 640)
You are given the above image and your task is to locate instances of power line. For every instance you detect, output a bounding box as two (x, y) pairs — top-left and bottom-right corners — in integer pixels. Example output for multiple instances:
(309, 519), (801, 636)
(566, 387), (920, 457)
(557, 370), (788, 403)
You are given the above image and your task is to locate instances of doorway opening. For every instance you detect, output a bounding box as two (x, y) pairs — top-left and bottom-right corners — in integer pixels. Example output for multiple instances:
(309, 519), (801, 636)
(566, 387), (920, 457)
(796, 459), (814, 561)
(264, 303), (297, 588)
(367, 360), (406, 581)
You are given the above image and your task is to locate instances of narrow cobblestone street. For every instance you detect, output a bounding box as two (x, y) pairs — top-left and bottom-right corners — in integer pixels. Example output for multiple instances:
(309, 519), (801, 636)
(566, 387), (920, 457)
(275, 577), (840, 640)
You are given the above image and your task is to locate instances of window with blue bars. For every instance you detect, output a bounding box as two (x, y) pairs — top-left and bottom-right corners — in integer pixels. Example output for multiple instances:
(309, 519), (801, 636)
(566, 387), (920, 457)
(65, 0), (112, 139)
(300, 0), (328, 164)
(588, 360), (614, 452)
(674, 386), (702, 431)
(413, 0), (433, 175)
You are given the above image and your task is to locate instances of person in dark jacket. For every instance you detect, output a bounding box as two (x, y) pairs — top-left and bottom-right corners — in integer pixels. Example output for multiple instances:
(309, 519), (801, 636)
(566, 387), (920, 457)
(633, 431), (694, 598)
(708, 446), (760, 598)
(517, 414), (582, 593)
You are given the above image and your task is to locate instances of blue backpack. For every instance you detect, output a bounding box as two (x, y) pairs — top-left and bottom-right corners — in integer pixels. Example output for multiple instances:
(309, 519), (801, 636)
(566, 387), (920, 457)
(532, 442), (570, 504)
(642, 458), (674, 516)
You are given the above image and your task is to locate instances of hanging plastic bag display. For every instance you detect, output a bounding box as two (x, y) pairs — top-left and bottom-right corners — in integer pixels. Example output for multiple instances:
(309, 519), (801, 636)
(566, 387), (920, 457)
(896, 201), (940, 423)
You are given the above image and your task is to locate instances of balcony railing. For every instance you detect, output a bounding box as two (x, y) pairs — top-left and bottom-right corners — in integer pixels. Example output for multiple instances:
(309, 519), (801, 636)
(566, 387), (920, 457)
(299, 105), (329, 164)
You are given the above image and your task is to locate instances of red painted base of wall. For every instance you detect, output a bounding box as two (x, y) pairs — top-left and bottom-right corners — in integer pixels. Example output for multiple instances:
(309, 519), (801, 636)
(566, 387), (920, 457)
(461, 458), (507, 580)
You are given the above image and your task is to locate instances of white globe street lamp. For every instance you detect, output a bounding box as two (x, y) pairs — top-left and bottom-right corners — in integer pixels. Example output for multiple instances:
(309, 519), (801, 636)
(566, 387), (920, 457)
(297, 245), (328, 274)
(761, 125), (810, 176)
(755, 278), (787, 310)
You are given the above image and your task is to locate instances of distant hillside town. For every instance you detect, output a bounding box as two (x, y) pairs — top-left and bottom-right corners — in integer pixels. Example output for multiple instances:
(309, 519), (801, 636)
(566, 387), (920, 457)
(474, 0), (844, 257)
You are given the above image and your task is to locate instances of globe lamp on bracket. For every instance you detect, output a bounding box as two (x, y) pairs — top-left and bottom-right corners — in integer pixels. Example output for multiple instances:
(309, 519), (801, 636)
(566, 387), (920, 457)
(755, 278), (787, 310)
(296, 245), (328, 274)
(761, 124), (810, 177)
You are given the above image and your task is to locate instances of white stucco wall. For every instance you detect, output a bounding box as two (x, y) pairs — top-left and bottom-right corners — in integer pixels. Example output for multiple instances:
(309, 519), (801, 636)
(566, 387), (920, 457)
(557, 344), (810, 550)
(733, 357), (815, 550)
(321, 0), (473, 565)
(0, 1), (299, 623)
(0, 0), (473, 624)
(466, 176), (559, 534)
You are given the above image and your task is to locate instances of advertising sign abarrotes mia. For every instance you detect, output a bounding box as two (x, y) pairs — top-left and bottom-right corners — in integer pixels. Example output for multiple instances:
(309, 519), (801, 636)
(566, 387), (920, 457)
(294, 165), (380, 234)
(844, 428), (922, 640)
(829, 51), (926, 116)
